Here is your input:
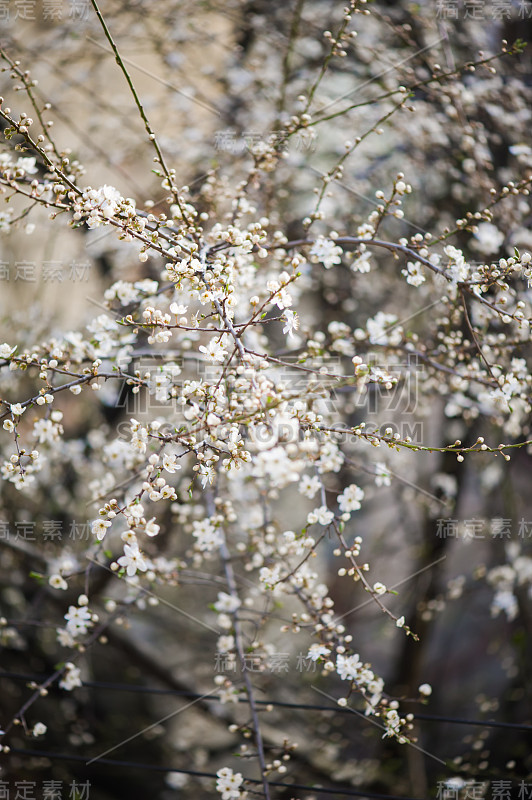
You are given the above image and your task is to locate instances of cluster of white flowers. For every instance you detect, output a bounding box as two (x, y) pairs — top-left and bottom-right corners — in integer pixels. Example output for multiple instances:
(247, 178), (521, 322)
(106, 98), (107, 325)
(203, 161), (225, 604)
(486, 553), (532, 622)
(0, 153), (38, 178)
(216, 768), (244, 799)
(336, 653), (385, 715)
(444, 245), (470, 284)
(307, 505), (334, 526)
(364, 312), (403, 346)
(105, 278), (159, 306)
(1, 8), (531, 789)
(59, 663), (82, 692)
(309, 236), (343, 269)
(74, 184), (134, 229)
(64, 600), (94, 637)
(192, 518), (224, 552)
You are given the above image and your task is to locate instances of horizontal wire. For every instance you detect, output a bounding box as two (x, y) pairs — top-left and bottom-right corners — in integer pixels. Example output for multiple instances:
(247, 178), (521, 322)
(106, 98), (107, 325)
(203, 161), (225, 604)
(1, 671), (531, 732)
(7, 747), (425, 800)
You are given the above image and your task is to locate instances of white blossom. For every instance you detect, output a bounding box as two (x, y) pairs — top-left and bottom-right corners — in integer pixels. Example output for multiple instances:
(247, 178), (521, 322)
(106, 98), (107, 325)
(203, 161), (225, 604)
(299, 474), (321, 499)
(214, 592), (241, 613)
(307, 643), (331, 661)
(336, 653), (361, 681)
(0, 343), (15, 358)
(472, 222), (504, 254)
(216, 767), (244, 800)
(32, 722), (47, 736)
(162, 453), (182, 473)
(338, 484), (364, 513)
(199, 339), (227, 363)
(117, 544), (148, 576)
(92, 519), (112, 541)
(64, 605), (93, 637)
(59, 664), (82, 691)
(192, 519), (223, 551)
(307, 505), (334, 526)
(402, 260), (425, 286)
(374, 463), (391, 487)
(310, 236), (343, 269)
(282, 309), (299, 338)
(49, 574), (68, 591)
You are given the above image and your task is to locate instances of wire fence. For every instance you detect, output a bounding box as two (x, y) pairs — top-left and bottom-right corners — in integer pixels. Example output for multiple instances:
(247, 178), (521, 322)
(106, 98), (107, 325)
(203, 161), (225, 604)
(2, 671), (531, 799)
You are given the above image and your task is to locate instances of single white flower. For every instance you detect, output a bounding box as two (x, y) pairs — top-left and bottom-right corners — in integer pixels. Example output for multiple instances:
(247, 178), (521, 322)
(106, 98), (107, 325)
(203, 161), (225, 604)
(199, 464), (215, 488)
(170, 302), (188, 315)
(307, 643), (331, 661)
(299, 474), (321, 499)
(59, 664), (82, 691)
(402, 260), (425, 287)
(117, 544), (148, 577)
(282, 309), (299, 338)
(338, 484), (364, 513)
(145, 518), (160, 538)
(374, 463), (391, 487)
(56, 628), (76, 648)
(49, 574), (68, 591)
(32, 722), (47, 737)
(199, 339), (227, 363)
(91, 519), (112, 541)
(217, 635), (235, 652)
(128, 503), (145, 520)
(214, 592), (241, 614)
(0, 343), (15, 359)
(15, 157), (38, 175)
(162, 453), (181, 473)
